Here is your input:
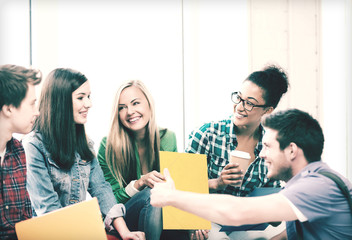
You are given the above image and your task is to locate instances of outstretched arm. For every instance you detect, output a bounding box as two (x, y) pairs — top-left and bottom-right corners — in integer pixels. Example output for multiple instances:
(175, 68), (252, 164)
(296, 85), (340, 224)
(151, 168), (297, 226)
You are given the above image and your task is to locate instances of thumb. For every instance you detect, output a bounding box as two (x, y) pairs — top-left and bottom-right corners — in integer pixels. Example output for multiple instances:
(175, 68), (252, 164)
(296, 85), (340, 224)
(163, 168), (171, 180)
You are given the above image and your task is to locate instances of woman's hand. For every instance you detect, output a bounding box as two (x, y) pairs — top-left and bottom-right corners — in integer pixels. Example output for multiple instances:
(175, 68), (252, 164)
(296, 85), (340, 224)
(189, 229), (209, 240)
(113, 217), (145, 240)
(135, 170), (165, 190)
(121, 231), (145, 240)
(215, 163), (243, 189)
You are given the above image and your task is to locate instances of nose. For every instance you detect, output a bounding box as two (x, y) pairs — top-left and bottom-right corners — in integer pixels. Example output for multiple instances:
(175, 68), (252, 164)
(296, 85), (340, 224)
(235, 100), (246, 112)
(84, 97), (92, 108)
(126, 105), (134, 115)
(34, 107), (40, 117)
(259, 149), (265, 159)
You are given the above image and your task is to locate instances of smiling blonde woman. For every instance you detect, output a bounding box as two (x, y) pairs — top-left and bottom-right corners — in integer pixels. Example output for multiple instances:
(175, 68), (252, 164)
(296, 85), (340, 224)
(98, 80), (178, 240)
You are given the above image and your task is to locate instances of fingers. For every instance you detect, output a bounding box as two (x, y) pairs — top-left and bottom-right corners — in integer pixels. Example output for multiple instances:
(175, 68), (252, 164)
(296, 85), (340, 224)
(143, 170), (166, 188)
(138, 232), (146, 240)
(217, 163), (244, 188)
(190, 230), (209, 240)
(223, 162), (242, 172)
(221, 174), (243, 186)
(129, 231), (145, 240)
(195, 230), (204, 240)
(163, 168), (171, 179)
(151, 170), (166, 181)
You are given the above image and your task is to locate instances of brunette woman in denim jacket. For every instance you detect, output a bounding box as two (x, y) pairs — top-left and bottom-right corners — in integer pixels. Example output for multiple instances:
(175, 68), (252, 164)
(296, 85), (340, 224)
(22, 68), (145, 240)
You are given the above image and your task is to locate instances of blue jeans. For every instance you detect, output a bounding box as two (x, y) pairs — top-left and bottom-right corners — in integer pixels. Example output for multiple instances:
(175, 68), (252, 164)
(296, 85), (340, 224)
(124, 187), (162, 240)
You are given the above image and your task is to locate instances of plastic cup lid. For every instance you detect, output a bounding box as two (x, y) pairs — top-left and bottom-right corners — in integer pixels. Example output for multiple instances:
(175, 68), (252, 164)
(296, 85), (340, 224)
(230, 150), (251, 159)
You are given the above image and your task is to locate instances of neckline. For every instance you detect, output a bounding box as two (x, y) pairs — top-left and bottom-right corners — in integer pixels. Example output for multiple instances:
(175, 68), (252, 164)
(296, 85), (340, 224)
(0, 146), (6, 166)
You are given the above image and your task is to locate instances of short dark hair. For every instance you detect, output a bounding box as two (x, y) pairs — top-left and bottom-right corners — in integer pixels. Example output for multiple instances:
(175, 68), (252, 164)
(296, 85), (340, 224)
(246, 64), (289, 108)
(262, 109), (324, 163)
(0, 64), (42, 109)
(34, 68), (94, 170)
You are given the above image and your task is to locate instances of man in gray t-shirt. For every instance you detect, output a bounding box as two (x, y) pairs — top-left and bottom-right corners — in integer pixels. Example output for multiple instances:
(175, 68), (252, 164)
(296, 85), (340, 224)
(150, 109), (352, 240)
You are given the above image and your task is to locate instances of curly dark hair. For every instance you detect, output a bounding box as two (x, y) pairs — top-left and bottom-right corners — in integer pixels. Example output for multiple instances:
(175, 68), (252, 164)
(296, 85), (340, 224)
(246, 64), (289, 108)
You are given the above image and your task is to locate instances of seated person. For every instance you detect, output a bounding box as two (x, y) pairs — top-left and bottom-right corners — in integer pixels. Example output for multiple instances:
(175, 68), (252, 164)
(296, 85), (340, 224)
(151, 108), (352, 240)
(185, 65), (289, 239)
(23, 68), (145, 240)
(0, 64), (41, 240)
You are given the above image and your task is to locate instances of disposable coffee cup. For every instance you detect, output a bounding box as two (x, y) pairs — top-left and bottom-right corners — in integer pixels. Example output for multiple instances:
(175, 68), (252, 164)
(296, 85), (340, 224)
(230, 150), (251, 172)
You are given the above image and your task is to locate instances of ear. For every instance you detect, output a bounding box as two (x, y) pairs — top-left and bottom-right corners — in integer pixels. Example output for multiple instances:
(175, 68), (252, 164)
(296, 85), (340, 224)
(264, 107), (274, 115)
(286, 142), (298, 161)
(1, 105), (13, 117)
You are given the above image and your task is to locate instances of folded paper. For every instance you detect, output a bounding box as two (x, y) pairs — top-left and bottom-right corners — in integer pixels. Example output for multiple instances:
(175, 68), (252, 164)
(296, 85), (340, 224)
(159, 151), (211, 230)
(15, 197), (107, 240)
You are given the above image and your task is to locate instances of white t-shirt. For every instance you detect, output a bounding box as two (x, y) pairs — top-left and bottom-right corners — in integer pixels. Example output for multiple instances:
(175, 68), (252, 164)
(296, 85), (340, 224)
(0, 147), (6, 166)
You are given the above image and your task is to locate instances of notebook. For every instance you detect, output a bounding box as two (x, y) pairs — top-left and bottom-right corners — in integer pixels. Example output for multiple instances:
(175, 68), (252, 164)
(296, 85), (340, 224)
(15, 197), (107, 240)
(159, 151), (211, 230)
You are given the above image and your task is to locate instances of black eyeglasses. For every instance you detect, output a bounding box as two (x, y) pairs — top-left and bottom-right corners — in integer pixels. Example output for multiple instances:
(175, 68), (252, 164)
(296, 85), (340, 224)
(231, 92), (270, 112)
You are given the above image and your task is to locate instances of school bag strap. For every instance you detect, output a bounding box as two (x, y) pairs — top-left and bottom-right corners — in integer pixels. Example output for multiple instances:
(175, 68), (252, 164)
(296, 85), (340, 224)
(318, 170), (352, 214)
(295, 170), (352, 239)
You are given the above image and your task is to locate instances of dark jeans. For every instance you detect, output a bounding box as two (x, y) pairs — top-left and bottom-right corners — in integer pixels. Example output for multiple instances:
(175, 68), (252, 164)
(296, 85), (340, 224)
(124, 187), (162, 240)
(123, 187), (190, 240)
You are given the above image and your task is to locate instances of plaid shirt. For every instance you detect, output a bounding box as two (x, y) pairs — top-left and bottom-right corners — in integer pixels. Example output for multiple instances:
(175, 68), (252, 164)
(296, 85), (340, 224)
(185, 116), (281, 196)
(0, 138), (32, 240)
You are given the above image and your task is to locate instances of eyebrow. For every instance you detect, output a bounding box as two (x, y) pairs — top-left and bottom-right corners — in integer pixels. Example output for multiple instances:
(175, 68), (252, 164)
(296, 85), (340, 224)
(74, 92), (90, 96)
(238, 91), (259, 103)
(118, 98), (140, 106)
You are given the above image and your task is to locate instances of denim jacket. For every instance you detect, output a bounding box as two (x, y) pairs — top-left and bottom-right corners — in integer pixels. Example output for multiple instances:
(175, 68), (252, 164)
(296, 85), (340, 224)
(22, 131), (125, 231)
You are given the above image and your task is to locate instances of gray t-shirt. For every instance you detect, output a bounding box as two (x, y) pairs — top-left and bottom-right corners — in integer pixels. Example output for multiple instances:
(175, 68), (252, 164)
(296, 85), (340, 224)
(281, 161), (352, 240)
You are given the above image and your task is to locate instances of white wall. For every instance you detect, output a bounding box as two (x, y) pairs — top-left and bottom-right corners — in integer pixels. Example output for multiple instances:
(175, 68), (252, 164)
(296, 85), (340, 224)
(30, 0), (248, 153)
(1, 0), (351, 180)
(321, 0), (351, 178)
(183, 0), (248, 146)
(0, 0), (30, 65)
(248, 0), (351, 179)
(31, 0), (185, 151)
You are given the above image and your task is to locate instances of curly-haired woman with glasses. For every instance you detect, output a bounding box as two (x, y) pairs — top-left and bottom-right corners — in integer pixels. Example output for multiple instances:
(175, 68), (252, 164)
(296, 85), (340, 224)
(185, 64), (289, 240)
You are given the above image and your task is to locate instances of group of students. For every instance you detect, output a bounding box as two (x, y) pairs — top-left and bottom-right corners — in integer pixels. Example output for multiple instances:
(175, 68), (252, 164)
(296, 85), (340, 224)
(0, 63), (351, 240)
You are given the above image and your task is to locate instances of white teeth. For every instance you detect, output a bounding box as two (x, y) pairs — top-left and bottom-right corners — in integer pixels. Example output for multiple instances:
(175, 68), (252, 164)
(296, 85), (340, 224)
(235, 112), (245, 119)
(129, 117), (140, 123)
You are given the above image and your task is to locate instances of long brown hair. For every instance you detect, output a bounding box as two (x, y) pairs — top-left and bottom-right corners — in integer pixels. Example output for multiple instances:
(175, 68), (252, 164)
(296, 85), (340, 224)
(34, 68), (94, 169)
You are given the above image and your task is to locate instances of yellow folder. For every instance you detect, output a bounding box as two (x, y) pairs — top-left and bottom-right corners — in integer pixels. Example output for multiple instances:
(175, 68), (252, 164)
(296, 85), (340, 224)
(15, 197), (107, 240)
(159, 151), (211, 230)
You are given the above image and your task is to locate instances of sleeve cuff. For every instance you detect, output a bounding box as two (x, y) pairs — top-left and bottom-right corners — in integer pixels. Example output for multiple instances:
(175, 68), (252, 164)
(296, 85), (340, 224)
(279, 193), (308, 222)
(125, 180), (140, 197)
(104, 203), (126, 232)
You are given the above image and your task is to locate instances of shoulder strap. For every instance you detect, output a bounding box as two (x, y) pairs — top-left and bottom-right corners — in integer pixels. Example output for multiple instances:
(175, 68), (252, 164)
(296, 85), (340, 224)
(318, 170), (352, 214)
(296, 170), (352, 240)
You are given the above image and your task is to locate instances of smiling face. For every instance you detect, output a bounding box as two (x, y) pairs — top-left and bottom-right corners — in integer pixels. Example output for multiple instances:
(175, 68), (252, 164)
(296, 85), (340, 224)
(118, 85), (151, 135)
(232, 80), (271, 128)
(10, 83), (39, 134)
(260, 128), (293, 182)
(72, 81), (92, 124)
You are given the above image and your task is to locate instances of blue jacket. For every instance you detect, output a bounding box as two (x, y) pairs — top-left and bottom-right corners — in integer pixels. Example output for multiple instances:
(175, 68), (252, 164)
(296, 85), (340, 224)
(22, 131), (125, 231)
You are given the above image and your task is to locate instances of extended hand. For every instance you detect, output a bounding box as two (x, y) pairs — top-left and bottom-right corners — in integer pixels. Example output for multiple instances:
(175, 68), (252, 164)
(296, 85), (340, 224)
(150, 168), (175, 207)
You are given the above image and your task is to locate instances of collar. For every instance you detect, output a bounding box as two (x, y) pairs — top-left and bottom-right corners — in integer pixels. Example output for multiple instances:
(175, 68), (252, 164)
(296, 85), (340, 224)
(285, 161), (325, 188)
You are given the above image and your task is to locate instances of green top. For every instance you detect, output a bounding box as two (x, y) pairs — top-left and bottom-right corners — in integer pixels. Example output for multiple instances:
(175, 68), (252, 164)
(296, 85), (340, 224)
(97, 129), (177, 204)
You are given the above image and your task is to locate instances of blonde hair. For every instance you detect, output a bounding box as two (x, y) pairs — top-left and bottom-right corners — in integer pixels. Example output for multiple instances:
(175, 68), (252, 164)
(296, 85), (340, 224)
(106, 80), (160, 187)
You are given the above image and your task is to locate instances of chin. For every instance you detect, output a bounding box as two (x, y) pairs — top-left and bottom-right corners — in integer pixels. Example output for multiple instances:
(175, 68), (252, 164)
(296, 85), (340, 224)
(266, 169), (276, 179)
(75, 119), (87, 125)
